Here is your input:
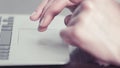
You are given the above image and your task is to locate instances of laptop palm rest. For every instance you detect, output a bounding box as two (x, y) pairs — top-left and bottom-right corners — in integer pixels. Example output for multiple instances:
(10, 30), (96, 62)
(0, 14), (69, 66)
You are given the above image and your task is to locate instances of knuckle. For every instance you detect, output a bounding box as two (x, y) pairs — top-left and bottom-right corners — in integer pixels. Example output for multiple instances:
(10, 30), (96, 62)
(48, 8), (60, 16)
(82, 1), (94, 11)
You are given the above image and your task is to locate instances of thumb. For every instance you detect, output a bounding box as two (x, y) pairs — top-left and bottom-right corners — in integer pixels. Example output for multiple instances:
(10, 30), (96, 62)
(60, 26), (80, 46)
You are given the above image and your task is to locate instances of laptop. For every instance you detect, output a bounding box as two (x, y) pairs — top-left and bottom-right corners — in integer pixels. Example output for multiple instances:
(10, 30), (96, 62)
(0, 14), (69, 66)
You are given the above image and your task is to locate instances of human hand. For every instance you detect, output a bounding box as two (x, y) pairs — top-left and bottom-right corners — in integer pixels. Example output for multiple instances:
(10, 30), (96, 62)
(30, 0), (82, 31)
(60, 0), (120, 66)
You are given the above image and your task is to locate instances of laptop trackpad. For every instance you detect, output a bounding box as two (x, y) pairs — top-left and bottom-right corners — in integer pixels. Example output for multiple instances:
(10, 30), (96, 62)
(13, 29), (69, 63)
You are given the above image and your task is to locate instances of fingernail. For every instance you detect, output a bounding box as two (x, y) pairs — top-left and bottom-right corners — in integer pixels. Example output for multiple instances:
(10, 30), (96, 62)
(38, 25), (47, 32)
(38, 18), (47, 32)
(31, 11), (37, 16)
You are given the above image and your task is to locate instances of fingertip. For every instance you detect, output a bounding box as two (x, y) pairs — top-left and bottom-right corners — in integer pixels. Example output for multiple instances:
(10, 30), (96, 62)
(39, 13), (54, 30)
(60, 29), (71, 44)
(30, 11), (40, 21)
(38, 26), (47, 32)
(60, 27), (74, 44)
(29, 16), (38, 21)
(38, 18), (48, 32)
(60, 27), (75, 39)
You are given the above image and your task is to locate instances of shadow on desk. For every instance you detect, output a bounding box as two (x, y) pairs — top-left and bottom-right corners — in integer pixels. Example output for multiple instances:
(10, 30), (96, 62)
(0, 48), (119, 68)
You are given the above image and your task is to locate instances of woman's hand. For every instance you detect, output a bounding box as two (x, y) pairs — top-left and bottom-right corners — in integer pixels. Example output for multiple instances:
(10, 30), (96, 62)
(30, 0), (82, 31)
(30, 0), (120, 66)
(60, 0), (120, 66)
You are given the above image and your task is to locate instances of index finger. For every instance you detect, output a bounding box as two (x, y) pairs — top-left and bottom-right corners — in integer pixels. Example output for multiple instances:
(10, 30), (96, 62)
(30, 0), (49, 21)
(38, 0), (68, 32)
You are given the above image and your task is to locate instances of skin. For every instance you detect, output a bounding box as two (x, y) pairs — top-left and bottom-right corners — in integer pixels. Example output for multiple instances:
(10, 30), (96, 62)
(30, 0), (120, 66)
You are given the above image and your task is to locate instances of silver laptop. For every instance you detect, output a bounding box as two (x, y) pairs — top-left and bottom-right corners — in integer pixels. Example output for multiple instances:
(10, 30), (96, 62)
(0, 14), (69, 66)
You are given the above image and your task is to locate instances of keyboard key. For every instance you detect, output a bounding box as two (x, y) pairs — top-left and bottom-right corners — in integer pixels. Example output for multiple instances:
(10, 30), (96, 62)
(0, 17), (1, 25)
(0, 48), (9, 60)
(0, 51), (9, 53)
(8, 19), (14, 23)
(1, 25), (13, 31)
(0, 46), (10, 50)
(0, 44), (9, 46)
(0, 31), (12, 44)
(2, 17), (14, 23)
(0, 53), (9, 57)
(0, 57), (8, 60)
(8, 17), (14, 19)
(0, 49), (9, 53)
(8, 23), (13, 26)
(3, 19), (8, 23)
(0, 56), (8, 59)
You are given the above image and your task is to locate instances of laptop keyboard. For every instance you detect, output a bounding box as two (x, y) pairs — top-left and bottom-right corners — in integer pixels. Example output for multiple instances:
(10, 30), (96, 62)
(0, 16), (14, 60)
